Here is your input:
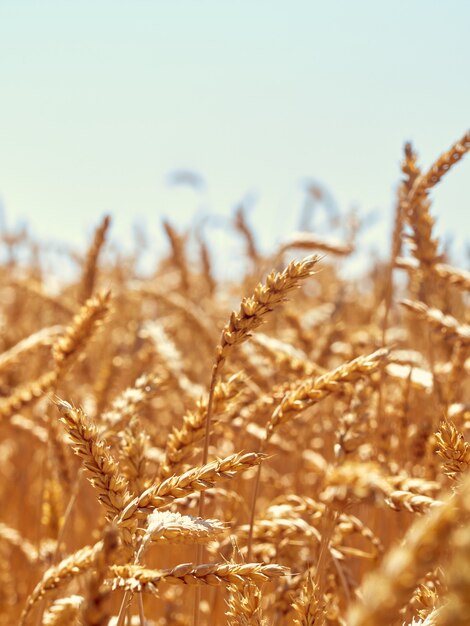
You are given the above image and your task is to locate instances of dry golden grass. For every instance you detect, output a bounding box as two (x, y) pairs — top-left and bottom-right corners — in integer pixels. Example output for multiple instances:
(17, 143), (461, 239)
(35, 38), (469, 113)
(0, 132), (469, 626)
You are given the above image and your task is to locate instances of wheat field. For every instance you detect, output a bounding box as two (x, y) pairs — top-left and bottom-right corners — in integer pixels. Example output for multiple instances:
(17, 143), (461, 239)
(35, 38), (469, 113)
(0, 132), (469, 626)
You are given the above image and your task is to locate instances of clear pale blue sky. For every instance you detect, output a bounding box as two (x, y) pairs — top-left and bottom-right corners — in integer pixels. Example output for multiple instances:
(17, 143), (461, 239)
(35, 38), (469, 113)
(0, 1), (469, 271)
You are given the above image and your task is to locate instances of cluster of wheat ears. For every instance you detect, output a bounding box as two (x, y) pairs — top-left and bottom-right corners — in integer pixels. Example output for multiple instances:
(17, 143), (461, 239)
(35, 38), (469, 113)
(1, 132), (469, 626)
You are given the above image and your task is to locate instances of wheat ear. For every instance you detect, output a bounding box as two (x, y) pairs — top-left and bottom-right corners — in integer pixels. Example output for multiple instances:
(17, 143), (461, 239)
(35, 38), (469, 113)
(79, 214), (111, 303)
(56, 400), (132, 521)
(266, 347), (388, 440)
(119, 451), (265, 522)
(19, 541), (103, 626)
(292, 570), (326, 626)
(53, 291), (111, 369)
(226, 581), (266, 626)
(404, 130), (470, 276)
(435, 420), (470, 480)
(110, 562), (287, 591)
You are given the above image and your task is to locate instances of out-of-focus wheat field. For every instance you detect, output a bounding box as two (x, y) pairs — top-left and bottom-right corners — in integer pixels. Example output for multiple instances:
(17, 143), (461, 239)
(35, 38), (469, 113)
(0, 132), (469, 625)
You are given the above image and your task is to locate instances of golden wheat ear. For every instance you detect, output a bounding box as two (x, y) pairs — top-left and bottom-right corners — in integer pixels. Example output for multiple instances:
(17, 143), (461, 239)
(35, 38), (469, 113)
(55, 399), (132, 521)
